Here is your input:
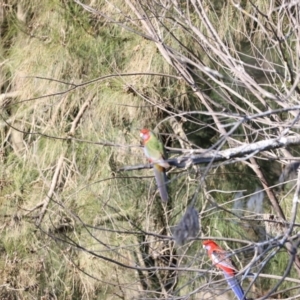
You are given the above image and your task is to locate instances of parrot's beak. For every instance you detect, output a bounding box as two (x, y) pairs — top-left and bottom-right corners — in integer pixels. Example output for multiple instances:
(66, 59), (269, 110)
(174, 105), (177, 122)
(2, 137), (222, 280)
(139, 132), (144, 138)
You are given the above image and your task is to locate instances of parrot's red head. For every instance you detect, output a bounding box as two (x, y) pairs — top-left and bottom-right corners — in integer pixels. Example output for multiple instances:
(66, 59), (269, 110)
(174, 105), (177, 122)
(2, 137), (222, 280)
(140, 128), (151, 142)
(203, 240), (219, 250)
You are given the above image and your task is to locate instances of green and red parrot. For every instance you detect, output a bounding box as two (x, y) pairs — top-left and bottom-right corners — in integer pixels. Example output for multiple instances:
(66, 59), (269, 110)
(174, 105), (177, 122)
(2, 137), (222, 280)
(140, 129), (169, 202)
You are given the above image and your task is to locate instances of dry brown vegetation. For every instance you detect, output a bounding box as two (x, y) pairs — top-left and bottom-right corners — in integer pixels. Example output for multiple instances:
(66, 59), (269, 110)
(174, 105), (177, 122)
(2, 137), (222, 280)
(1, 0), (300, 299)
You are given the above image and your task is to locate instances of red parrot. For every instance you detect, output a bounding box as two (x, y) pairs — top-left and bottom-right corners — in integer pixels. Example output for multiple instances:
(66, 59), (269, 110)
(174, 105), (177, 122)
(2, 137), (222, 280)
(140, 129), (169, 202)
(203, 240), (247, 300)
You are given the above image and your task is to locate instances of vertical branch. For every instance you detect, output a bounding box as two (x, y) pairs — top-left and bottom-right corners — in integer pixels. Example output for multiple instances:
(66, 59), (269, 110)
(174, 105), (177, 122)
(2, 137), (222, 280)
(283, 167), (300, 277)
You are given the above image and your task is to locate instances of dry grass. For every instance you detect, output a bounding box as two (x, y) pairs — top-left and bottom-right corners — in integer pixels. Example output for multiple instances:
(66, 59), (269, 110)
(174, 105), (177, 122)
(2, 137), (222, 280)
(1, 0), (177, 298)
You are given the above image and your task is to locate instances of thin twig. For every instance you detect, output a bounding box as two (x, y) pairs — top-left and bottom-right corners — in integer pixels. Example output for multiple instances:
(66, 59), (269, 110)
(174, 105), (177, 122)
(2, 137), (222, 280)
(36, 154), (64, 226)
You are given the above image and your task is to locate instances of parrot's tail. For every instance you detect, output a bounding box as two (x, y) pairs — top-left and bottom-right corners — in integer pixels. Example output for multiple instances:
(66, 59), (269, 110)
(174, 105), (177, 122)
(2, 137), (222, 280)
(224, 273), (247, 300)
(153, 165), (168, 202)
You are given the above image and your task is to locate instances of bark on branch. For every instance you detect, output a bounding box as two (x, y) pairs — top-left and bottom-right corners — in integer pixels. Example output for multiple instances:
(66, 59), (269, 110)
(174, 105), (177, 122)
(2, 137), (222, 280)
(119, 135), (300, 172)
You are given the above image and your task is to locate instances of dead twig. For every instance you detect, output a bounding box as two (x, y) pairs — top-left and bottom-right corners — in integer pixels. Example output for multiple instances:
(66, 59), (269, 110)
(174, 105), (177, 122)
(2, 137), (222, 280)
(36, 154), (64, 226)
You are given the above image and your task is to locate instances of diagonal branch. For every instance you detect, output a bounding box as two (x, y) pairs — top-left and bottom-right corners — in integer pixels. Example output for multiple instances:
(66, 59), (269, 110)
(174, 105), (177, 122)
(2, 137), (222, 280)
(119, 135), (300, 171)
(36, 154), (64, 226)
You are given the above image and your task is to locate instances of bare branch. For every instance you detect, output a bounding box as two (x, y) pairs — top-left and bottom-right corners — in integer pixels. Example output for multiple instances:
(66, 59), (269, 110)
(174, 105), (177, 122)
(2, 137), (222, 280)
(119, 135), (300, 171)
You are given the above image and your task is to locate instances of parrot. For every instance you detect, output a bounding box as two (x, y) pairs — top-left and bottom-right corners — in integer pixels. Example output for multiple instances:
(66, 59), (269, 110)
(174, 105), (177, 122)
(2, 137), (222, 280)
(140, 129), (169, 202)
(203, 240), (247, 300)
